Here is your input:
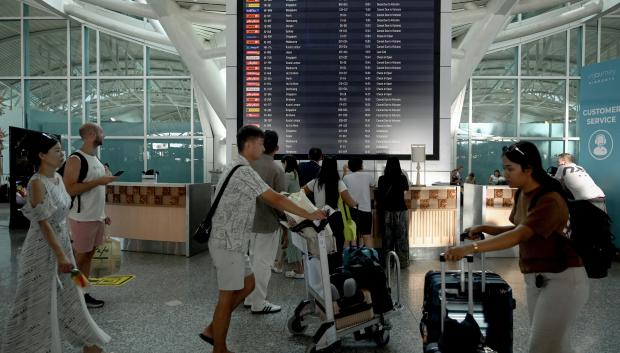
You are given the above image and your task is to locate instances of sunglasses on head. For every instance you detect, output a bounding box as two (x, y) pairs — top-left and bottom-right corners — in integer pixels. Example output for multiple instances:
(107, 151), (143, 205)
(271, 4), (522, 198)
(502, 144), (526, 157)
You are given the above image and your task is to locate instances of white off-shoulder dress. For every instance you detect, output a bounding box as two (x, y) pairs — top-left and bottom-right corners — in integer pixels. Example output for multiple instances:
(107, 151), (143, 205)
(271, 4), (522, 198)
(1, 173), (110, 353)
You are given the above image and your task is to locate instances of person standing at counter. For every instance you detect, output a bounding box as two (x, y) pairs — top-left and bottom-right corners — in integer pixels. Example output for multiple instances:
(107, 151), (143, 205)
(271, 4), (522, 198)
(377, 157), (410, 268)
(298, 147), (322, 187)
(63, 123), (117, 309)
(302, 156), (358, 270)
(488, 169), (506, 185)
(1, 133), (110, 353)
(201, 125), (326, 353)
(554, 153), (606, 212)
(244, 130), (287, 314)
(343, 157), (374, 246)
(444, 141), (588, 353)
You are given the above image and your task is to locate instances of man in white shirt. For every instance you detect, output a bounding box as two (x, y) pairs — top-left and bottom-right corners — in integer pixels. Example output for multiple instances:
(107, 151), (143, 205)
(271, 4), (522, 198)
(554, 153), (606, 212)
(63, 123), (118, 308)
(343, 158), (374, 244)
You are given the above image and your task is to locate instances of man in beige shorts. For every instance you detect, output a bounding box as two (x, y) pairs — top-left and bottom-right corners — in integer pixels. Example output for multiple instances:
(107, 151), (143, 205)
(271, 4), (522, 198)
(200, 125), (326, 353)
(63, 123), (117, 308)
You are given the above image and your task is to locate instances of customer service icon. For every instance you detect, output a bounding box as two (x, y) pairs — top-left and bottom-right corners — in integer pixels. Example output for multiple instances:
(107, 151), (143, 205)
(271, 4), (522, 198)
(588, 129), (613, 160)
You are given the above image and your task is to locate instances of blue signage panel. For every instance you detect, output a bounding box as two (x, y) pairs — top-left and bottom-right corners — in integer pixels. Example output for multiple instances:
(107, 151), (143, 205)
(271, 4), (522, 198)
(580, 59), (620, 247)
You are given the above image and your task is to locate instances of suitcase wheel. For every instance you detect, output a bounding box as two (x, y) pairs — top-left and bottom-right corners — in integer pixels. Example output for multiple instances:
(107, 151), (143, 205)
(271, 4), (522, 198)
(373, 328), (390, 347)
(287, 316), (308, 335)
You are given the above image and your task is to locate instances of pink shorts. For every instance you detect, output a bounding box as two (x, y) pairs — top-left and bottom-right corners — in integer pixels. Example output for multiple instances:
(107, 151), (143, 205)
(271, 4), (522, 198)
(69, 219), (105, 253)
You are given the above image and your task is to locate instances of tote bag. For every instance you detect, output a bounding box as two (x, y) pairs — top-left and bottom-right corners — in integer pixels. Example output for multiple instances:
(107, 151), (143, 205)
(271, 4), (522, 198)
(90, 236), (121, 278)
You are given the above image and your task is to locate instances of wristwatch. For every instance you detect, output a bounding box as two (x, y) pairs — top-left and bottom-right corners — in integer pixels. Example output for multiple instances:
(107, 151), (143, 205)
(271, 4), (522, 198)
(472, 241), (480, 253)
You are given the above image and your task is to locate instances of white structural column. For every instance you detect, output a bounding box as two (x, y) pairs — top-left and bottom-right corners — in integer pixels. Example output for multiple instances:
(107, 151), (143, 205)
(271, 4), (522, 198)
(195, 85), (227, 172)
(148, 0), (227, 168)
(451, 0), (519, 103)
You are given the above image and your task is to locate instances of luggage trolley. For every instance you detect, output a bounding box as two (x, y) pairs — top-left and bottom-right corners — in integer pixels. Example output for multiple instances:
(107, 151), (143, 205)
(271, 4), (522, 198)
(285, 220), (402, 353)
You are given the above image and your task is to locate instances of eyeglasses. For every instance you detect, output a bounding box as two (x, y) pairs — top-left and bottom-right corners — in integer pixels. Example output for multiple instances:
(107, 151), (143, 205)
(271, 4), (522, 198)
(40, 132), (57, 141)
(502, 144), (526, 157)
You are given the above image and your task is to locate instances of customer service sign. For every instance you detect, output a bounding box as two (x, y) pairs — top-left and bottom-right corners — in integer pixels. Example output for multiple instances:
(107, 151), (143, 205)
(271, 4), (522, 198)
(580, 59), (620, 246)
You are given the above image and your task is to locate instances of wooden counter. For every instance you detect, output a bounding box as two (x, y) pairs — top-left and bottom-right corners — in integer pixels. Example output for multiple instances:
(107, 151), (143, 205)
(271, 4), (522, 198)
(105, 182), (211, 256)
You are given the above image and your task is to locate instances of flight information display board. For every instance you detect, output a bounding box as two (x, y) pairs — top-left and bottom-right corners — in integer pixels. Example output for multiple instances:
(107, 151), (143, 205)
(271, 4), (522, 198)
(238, 0), (440, 158)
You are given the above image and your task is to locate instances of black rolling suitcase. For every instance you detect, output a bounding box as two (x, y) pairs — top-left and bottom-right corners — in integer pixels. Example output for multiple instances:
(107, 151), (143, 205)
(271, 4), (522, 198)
(420, 253), (515, 353)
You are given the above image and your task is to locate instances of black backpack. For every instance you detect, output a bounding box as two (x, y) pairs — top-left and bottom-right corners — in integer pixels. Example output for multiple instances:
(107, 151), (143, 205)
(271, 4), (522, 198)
(516, 188), (616, 278)
(57, 152), (89, 213)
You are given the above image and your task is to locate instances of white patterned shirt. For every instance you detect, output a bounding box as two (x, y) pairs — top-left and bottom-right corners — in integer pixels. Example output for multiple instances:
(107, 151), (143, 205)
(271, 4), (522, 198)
(208, 156), (269, 253)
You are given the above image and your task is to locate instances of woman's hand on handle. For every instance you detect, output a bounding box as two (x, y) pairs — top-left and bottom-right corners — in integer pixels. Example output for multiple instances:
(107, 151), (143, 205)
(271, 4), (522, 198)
(56, 254), (74, 273)
(444, 246), (469, 262)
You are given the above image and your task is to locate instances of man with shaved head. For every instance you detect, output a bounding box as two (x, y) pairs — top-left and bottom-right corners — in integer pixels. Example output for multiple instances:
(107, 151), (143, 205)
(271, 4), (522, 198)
(63, 123), (117, 309)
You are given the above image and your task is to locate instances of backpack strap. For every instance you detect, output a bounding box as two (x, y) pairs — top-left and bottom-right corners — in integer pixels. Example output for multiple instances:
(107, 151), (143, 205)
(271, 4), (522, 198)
(69, 152), (89, 213)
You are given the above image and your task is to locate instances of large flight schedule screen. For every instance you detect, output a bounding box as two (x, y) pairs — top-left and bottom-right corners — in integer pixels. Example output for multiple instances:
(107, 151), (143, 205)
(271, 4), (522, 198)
(238, 0), (440, 158)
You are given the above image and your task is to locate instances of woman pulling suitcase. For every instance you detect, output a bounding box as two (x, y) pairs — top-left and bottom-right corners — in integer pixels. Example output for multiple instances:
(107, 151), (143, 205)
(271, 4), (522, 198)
(445, 141), (589, 353)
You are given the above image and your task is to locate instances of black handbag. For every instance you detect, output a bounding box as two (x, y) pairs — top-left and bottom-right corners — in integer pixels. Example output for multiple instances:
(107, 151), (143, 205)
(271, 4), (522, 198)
(193, 165), (244, 244)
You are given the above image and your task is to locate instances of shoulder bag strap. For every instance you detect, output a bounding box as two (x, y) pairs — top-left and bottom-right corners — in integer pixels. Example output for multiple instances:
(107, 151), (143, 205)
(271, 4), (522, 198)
(202, 164), (244, 223)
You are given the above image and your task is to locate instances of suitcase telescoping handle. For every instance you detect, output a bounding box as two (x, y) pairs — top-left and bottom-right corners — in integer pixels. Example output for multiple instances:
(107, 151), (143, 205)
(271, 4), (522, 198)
(440, 253), (474, 333)
(459, 232), (487, 293)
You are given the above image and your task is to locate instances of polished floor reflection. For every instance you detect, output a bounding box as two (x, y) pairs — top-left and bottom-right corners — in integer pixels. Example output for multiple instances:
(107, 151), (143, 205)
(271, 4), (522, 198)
(1, 227), (619, 353)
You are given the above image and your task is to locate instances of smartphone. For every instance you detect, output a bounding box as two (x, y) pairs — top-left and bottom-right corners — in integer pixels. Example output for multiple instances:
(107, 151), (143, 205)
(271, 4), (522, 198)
(113, 170), (125, 177)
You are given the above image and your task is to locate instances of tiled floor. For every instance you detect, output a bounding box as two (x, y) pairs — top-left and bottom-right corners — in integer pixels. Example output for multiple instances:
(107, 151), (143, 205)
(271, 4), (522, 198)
(1, 228), (619, 353)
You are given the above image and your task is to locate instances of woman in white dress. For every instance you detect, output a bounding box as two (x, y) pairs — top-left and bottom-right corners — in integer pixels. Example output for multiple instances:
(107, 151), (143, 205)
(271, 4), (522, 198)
(1, 133), (110, 353)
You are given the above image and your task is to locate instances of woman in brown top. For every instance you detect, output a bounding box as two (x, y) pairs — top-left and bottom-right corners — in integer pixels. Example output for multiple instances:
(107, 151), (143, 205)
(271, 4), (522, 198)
(445, 141), (589, 353)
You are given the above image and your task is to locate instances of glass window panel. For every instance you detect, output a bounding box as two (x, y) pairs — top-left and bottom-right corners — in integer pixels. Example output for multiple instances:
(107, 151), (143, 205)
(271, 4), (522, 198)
(471, 79), (517, 137)
(100, 79), (144, 136)
(473, 47), (517, 76)
(520, 79), (566, 138)
(194, 139), (205, 183)
(99, 32), (144, 76)
(531, 140), (564, 171)
(566, 140), (579, 162)
(456, 139), (469, 176)
(568, 80), (579, 138)
(585, 20), (598, 66)
(147, 139), (191, 183)
(61, 137), (82, 156)
(0, 80), (22, 122)
(85, 27), (96, 76)
(100, 139), (144, 182)
(147, 79), (191, 136)
(193, 90), (204, 135)
(24, 4), (58, 17)
(0, 21), (21, 76)
(148, 47), (190, 76)
(70, 21), (81, 75)
(70, 79), (82, 135)
(458, 83), (469, 137)
(25, 79), (68, 136)
(470, 140), (510, 186)
(26, 20), (67, 76)
(0, 80), (23, 171)
(600, 18), (620, 62)
(1, 0), (21, 17)
(85, 79), (97, 123)
(521, 32), (567, 76)
(569, 27), (582, 76)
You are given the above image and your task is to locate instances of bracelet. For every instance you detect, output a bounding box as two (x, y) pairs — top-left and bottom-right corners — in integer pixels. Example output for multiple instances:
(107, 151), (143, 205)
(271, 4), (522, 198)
(472, 241), (480, 253)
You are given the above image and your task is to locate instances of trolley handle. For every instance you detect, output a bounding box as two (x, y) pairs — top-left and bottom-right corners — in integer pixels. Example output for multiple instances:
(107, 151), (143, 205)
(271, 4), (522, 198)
(290, 219), (330, 233)
(386, 251), (401, 308)
(439, 253), (474, 333)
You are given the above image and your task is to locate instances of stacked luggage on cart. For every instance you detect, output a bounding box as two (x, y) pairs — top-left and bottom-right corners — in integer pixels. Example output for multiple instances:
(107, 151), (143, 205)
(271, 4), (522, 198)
(420, 252), (515, 353)
(282, 191), (401, 353)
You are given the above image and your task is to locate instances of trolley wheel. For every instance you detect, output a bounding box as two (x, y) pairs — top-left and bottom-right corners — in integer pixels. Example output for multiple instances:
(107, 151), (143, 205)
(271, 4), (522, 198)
(287, 316), (308, 335)
(373, 328), (390, 347)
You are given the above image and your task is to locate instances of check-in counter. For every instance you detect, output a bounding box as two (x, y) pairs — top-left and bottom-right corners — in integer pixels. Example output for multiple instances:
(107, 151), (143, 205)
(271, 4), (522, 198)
(372, 185), (461, 258)
(463, 184), (518, 257)
(105, 182), (211, 257)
